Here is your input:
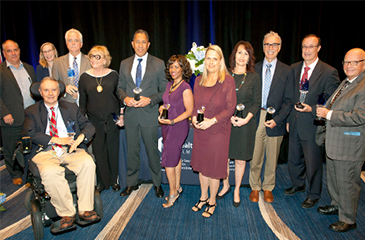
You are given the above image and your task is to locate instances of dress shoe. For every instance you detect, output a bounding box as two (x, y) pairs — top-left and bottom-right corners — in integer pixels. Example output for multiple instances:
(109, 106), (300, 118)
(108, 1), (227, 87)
(318, 205), (339, 215)
(78, 210), (100, 223)
(233, 200), (241, 208)
(154, 185), (164, 198)
(283, 186), (305, 196)
(249, 190), (259, 203)
(112, 183), (121, 192)
(217, 186), (231, 200)
(329, 221), (357, 232)
(12, 178), (23, 185)
(60, 215), (76, 230)
(162, 193), (179, 208)
(202, 203), (217, 218)
(263, 190), (274, 203)
(120, 185), (138, 196)
(301, 198), (319, 209)
(96, 184), (105, 193)
(192, 198), (209, 212)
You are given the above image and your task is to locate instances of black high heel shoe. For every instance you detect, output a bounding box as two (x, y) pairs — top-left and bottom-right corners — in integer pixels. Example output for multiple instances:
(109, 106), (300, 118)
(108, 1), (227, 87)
(192, 198), (209, 212)
(202, 203), (217, 218)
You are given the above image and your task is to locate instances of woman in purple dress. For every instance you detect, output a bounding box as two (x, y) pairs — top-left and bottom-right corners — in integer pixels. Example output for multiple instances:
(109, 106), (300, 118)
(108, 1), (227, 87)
(190, 45), (236, 217)
(158, 55), (194, 208)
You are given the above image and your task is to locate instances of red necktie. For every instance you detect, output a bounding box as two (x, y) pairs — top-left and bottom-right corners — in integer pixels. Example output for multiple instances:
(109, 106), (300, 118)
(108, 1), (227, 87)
(300, 67), (310, 86)
(49, 107), (62, 149)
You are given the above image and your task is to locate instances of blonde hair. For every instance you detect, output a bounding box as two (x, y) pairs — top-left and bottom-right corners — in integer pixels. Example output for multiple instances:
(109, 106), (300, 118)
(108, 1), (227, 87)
(39, 42), (58, 68)
(88, 45), (112, 68)
(199, 45), (229, 86)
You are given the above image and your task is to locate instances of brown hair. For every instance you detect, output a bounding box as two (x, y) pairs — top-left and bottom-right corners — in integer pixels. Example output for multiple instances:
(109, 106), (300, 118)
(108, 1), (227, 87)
(165, 55), (192, 82)
(229, 41), (255, 73)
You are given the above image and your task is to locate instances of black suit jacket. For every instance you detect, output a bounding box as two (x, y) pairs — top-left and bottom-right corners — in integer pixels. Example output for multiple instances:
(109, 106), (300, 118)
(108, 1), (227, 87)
(255, 60), (294, 136)
(0, 61), (36, 127)
(22, 100), (95, 159)
(288, 60), (340, 140)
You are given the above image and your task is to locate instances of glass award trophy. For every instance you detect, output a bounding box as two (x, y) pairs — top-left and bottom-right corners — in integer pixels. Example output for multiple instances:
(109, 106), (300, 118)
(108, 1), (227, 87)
(67, 67), (75, 85)
(265, 107), (276, 121)
(66, 120), (76, 139)
(197, 106), (205, 123)
(234, 103), (245, 118)
(296, 78), (309, 109)
(161, 104), (170, 120)
(133, 87), (142, 101)
(313, 92), (327, 126)
(112, 112), (120, 123)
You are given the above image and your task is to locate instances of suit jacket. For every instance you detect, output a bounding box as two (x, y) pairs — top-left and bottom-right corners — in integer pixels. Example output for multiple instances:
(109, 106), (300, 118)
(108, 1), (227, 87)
(36, 64), (50, 82)
(0, 61), (36, 127)
(52, 53), (91, 103)
(288, 60), (340, 140)
(22, 100), (95, 159)
(325, 70), (365, 162)
(117, 54), (167, 127)
(255, 60), (294, 136)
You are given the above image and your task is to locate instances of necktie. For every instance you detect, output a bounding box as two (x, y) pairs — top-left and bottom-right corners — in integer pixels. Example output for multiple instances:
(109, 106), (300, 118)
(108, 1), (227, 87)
(73, 57), (79, 88)
(136, 58), (143, 88)
(262, 64), (272, 109)
(49, 107), (62, 150)
(328, 80), (350, 109)
(300, 67), (310, 86)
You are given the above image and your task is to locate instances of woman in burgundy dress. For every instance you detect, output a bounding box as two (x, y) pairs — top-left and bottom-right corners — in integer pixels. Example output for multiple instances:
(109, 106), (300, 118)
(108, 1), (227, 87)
(158, 55), (193, 208)
(190, 45), (236, 217)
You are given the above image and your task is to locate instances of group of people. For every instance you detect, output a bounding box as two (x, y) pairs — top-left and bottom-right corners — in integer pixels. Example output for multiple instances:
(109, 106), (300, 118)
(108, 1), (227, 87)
(1, 28), (364, 233)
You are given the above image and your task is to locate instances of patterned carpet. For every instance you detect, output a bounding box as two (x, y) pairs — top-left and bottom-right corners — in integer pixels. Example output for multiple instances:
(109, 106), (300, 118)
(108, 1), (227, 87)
(1, 160), (364, 240)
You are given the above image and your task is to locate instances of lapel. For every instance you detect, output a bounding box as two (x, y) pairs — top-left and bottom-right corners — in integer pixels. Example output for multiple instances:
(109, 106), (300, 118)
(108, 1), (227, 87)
(140, 54), (153, 88)
(333, 71), (365, 105)
(269, 60), (283, 96)
(126, 56), (136, 89)
(256, 61), (263, 81)
(1, 62), (21, 91)
(58, 101), (71, 126)
(39, 101), (49, 133)
(308, 60), (323, 88)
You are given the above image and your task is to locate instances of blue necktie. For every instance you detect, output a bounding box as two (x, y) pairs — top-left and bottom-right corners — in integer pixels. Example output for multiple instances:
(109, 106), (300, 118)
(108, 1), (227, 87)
(262, 63), (272, 109)
(73, 57), (79, 88)
(136, 58), (143, 88)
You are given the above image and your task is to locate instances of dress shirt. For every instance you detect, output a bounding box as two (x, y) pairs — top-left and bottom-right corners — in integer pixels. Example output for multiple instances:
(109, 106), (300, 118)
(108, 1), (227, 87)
(44, 102), (68, 140)
(68, 52), (81, 72)
(7, 60), (35, 108)
(130, 53), (148, 84)
(299, 57), (319, 83)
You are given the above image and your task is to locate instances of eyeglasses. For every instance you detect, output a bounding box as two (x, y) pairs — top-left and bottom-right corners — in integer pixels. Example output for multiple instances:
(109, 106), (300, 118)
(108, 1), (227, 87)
(264, 43), (280, 48)
(302, 45), (319, 50)
(342, 59), (365, 66)
(89, 54), (102, 60)
(43, 49), (54, 55)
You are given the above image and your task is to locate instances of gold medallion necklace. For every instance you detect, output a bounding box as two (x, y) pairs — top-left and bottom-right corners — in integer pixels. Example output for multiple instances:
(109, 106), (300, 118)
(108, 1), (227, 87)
(96, 76), (103, 92)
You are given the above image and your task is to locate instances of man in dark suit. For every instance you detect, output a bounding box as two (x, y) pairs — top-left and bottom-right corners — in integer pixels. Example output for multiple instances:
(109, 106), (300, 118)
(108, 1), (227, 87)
(0, 40), (35, 185)
(53, 28), (91, 104)
(118, 29), (167, 198)
(316, 48), (365, 232)
(22, 77), (99, 230)
(249, 31), (294, 203)
(284, 34), (340, 208)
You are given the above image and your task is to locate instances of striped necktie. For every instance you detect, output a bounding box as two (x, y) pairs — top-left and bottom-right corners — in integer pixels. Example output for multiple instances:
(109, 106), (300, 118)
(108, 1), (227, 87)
(49, 107), (62, 150)
(328, 80), (350, 109)
(262, 64), (272, 109)
(73, 57), (79, 88)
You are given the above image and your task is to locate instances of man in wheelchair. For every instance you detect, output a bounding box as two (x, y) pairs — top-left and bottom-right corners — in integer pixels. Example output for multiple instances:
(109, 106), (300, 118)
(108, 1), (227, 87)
(22, 77), (100, 230)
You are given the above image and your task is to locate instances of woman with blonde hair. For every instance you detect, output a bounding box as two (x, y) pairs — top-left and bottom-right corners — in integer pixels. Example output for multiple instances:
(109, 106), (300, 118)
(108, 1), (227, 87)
(36, 42), (58, 82)
(190, 45), (236, 217)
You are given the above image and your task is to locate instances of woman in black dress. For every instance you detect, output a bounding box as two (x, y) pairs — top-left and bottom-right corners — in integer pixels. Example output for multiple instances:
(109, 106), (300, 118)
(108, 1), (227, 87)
(79, 45), (123, 192)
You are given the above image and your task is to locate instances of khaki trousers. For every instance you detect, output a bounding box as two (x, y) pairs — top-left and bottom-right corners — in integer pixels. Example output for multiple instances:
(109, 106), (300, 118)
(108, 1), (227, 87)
(32, 148), (95, 216)
(249, 109), (283, 191)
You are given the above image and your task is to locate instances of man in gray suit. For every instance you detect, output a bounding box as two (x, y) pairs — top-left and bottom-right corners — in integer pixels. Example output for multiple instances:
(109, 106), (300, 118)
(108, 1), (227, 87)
(0, 40), (35, 185)
(316, 48), (365, 232)
(118, 29), (167, 198)
(249, 31), (294, 203)
(52, 28), (91, 104)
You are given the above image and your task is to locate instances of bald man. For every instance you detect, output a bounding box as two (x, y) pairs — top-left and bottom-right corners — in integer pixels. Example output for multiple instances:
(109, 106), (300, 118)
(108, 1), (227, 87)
(316, 48), (365, 232)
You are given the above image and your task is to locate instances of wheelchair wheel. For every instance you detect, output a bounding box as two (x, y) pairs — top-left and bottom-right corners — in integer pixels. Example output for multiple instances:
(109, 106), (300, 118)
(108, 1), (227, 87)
(94, 190), (103, 219)
(24, 190), (34, 212)
(31, 209), (44, 240)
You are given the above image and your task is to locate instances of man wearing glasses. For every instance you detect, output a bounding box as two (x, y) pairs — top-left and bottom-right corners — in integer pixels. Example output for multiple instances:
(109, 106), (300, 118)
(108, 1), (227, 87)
(249, 31), (294, 203)
(316, 48), (365, 232)
(53, 28), (91, 104)
(284, 34), (340, 209)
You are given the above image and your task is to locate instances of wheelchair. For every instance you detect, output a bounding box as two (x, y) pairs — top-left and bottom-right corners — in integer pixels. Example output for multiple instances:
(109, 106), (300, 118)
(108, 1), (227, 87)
(20, 81), (103, 240)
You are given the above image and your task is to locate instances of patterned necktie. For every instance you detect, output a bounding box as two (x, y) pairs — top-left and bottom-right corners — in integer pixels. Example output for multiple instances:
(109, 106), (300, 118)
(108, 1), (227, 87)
(300, 67), (310, 86)
(49, 107), (62, 150)
(73, 57), (79, 88)
(262, 63), (272, 109)
(328, 80), (350, 109)
(136, 58), (143, 88)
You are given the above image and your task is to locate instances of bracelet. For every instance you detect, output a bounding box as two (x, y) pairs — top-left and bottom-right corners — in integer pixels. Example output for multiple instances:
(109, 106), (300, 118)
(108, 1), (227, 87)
(171, 120), (175, 126)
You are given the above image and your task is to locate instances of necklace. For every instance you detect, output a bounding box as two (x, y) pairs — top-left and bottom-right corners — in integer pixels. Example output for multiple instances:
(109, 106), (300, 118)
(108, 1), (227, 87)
(96, 76), (103, 92)
(234, 73), (247, 92)
(169, 79), (183, 94)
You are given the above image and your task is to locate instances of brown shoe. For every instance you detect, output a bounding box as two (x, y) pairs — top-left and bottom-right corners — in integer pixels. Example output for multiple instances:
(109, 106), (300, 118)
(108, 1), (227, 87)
(78, 210), (100, 222)
(12, 178), (23, 185)
(264, 190), (274, 203)
(249, 190), (259, 202)
(60, 215), (76, 230)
